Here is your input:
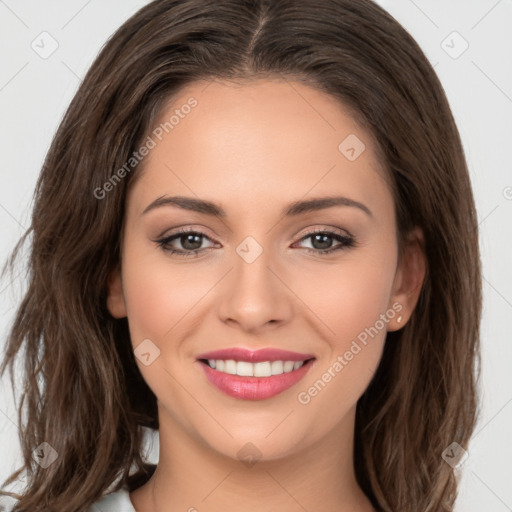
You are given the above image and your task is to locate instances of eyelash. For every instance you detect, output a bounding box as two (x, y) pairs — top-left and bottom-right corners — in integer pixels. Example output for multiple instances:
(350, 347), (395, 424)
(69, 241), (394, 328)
(155, 227), (356, 258)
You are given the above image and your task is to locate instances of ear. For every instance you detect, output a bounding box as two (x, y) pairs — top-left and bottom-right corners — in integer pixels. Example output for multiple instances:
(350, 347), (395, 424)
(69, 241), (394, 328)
(387, 227), (426, 331)
(106, 266), (127, 319)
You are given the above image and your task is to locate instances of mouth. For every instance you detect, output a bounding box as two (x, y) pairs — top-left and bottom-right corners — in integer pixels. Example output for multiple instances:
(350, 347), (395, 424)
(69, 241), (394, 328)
(199, 357), (314, 375)
(195, 347), (316, 400)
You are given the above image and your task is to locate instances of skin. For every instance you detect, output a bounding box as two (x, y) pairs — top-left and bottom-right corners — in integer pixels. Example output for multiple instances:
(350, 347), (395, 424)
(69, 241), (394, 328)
(107, 78), (426, 512)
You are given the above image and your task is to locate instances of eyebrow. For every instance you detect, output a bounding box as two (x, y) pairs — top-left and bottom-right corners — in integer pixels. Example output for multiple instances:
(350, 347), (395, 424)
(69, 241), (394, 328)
(141, 195), (372, 218)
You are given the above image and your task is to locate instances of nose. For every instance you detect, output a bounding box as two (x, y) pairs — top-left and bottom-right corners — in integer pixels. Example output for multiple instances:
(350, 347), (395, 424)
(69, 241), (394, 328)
(217, 243), (293, 334)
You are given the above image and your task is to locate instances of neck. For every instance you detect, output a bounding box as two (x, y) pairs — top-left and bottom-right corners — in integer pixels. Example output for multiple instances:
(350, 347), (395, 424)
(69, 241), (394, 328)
(130, 403), (375, 512)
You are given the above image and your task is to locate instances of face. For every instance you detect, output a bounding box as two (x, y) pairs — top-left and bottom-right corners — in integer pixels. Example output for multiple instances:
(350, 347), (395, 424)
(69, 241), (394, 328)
(107, 78), (424, 462)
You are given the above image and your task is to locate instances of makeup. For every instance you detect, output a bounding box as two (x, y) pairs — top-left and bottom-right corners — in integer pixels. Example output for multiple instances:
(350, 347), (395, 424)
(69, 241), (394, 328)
(196, 348), (315, 400)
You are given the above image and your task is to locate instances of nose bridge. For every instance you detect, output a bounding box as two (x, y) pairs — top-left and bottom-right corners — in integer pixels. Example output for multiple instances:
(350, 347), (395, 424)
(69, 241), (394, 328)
(217, 233), (292, 331)
(235, 235), (273, 293)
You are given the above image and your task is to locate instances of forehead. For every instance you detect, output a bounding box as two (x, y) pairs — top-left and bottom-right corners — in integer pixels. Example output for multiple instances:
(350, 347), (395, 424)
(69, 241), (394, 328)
(127, 78), (392, 218)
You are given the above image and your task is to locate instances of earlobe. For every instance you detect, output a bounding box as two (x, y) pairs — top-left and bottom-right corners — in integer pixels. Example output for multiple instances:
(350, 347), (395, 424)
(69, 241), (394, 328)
(387, 227), (426, 331)
(106, 267), (127, 319)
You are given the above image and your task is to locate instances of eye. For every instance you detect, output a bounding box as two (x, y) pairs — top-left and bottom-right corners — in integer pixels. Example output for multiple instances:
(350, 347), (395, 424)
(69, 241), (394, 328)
(155, 227), (357, 258)
(156, 228), (217, 258)
(294, 229), (356, 255)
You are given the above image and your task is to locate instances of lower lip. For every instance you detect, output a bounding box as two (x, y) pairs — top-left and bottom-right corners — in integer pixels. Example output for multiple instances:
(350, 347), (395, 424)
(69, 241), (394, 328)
(197, 359), (315, 400)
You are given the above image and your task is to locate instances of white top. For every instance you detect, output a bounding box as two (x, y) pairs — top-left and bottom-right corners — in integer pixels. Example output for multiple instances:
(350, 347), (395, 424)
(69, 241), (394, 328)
(1, 485), (136, 512)
(88, 485), (136, 511)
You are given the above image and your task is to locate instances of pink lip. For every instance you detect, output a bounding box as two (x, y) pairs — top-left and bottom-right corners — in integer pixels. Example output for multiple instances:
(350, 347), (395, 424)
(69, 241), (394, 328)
(195, 347), (316, 400)
(196, 347), (314, 363)
(198, 360), (315, 400)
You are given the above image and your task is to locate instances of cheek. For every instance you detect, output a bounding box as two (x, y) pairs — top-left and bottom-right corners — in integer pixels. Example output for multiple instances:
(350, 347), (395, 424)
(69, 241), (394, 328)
(121, 250), (206, 343)
(294, 300), (390, 438)
(292, 248), (396, 413)
(296, 251), (397, 349)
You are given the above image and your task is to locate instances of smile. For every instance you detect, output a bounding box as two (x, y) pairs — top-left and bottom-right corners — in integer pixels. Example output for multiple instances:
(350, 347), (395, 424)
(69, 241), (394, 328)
(196, 347), (316, 400)
(204, 359), (306, 376)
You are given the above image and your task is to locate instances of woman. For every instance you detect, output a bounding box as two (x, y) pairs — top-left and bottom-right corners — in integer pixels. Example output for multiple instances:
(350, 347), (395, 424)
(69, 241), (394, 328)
(0, 0), (481, 510)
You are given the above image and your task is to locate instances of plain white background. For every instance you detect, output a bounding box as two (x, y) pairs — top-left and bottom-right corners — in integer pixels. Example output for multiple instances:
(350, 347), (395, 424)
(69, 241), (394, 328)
(0, 1), (511, 510)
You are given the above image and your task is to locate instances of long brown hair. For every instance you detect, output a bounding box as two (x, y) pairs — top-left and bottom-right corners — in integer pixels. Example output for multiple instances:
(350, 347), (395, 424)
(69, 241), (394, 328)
(0, 0), (481, 510)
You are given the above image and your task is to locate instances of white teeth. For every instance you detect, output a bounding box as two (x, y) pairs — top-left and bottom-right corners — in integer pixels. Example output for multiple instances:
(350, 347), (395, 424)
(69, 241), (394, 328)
(283, 361), (295, 373)
(236, 361), (254, 376)
(224, 359), (237, 375)
(254, 361), (272, 377)
(271, 361), (283, 374)
(206, 359), (306, 376)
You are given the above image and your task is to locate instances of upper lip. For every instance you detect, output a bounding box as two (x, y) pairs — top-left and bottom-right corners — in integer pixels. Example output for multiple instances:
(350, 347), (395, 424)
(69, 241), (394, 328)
(196, 347), (315, 363)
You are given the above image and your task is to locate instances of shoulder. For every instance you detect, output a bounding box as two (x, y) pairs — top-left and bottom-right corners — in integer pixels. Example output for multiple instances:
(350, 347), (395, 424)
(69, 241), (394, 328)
(0, 485), (135, 512)
(0, 493), (18, 512)
(88, 484), (136, 511)
(0, 485), (136, 512)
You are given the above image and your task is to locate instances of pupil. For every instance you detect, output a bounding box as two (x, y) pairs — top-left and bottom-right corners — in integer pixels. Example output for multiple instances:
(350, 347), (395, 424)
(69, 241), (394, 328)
(183, 234), (202, 250)
(179, 234), (334, 251)
(313, 234), (332, 250)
